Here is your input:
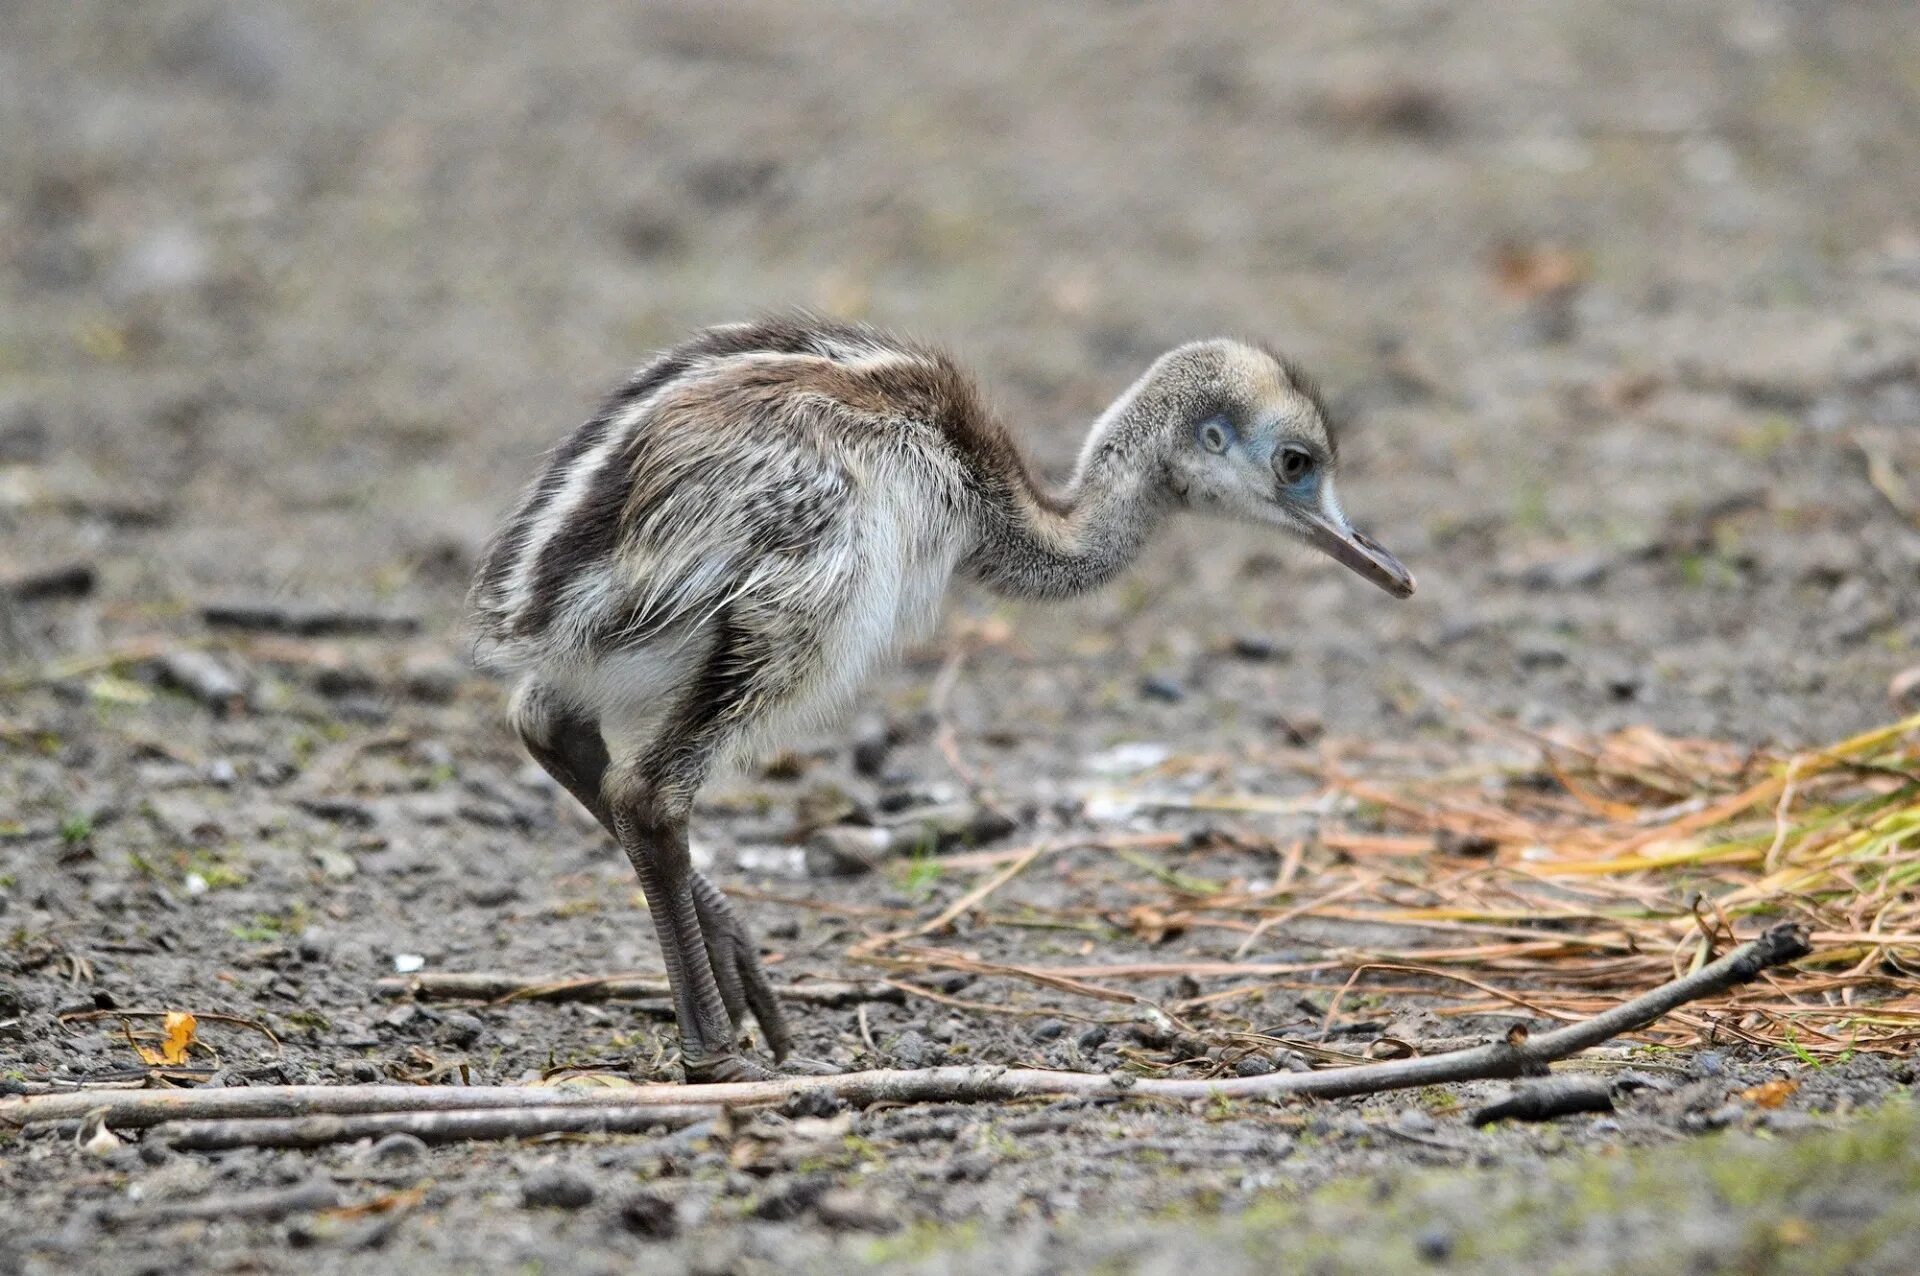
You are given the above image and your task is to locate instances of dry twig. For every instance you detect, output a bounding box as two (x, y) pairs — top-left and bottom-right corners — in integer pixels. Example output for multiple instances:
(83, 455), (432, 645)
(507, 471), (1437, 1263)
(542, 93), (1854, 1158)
(2, 924), (1805, 1148)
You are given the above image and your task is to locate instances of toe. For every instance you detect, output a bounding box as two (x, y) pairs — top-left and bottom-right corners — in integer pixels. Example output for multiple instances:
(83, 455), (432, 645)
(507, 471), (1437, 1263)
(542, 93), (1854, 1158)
(779, 1055), (840, 1076)
(734, 939), (792, 1060)
(683, 1052), (777, 1084)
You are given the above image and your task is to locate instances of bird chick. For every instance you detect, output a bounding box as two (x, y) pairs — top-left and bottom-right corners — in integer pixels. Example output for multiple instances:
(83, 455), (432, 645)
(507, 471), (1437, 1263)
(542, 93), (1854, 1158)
(470, 315), (1412, 1080)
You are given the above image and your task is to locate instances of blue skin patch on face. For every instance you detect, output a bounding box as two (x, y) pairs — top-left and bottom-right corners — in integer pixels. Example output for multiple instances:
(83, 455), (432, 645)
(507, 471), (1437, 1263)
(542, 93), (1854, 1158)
(1196, 413), (1325, 508)
(1270, 447), (1325, 516)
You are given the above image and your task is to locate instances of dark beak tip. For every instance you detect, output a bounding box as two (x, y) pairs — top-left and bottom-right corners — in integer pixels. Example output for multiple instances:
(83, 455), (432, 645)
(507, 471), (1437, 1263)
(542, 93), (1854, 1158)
(1307, 515), (1415, 600)
(1353, 530), (1415, 599)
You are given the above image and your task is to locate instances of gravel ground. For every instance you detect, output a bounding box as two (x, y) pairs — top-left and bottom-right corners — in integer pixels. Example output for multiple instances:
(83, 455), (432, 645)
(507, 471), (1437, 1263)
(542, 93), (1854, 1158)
(4, 2), (1920, 1272)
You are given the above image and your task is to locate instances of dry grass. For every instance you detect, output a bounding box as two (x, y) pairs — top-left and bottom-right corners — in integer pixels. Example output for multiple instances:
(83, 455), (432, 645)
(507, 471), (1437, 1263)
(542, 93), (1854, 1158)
(857, 712), (1920, 1062)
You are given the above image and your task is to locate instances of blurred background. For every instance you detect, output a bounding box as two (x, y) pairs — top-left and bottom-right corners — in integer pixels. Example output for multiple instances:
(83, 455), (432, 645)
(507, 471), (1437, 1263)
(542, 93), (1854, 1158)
(5, 0), (1920, 746)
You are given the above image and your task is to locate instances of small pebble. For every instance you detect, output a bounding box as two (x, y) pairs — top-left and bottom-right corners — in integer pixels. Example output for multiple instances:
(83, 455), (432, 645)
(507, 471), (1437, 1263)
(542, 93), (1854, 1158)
(850, 719), (893, 778)
(814, 1188), (899, 1233)
(1603, 672), (1643, 702)
(618, 1190), (679, 1239)
(751, 1178), (826, 1221)
(888, 1030), (937, 1069)
(1230, 636), (1287, 661)
(1139, 674), (1186, 703)
(1415, 1226), (1454, 1263)
(466, 880), (520, 908)
(312, 665), (380, 699)
(403, 662), (462, 705)
(156, 650), (249, 712)
(369, 1133), (429, 1163)
(1695, 1103), (1744, 1131)
(1516, 641), (1569, 670)
(1610, 1070), (1669, 1095)
(943, 1151), (992, 1183)
(1515, 552), (1610, 591)
(521, 1167), (595, 1210)
(440, 1012), (484, 1048)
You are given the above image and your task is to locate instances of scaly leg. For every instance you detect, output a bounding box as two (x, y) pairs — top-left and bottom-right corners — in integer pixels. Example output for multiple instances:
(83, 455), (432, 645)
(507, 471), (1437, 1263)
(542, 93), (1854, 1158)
(607, 793), (761, 1081)
(513, 682), (790, 1073)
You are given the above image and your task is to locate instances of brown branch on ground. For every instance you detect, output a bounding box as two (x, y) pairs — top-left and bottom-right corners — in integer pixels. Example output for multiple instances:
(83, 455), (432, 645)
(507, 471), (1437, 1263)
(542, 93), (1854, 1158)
(2, 1084), (723, 1131)
(1470, 1075), (1615, 1126)
(158, 1106), (723, 1151)
(1, 924), (1807, 1149)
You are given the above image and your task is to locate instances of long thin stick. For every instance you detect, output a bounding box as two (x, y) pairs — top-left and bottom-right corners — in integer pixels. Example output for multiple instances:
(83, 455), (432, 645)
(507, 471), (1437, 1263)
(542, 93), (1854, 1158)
(158, 1105), (722, 1151)
(1, 1084), (717, 1130)
(3, 924), (1805, 1145)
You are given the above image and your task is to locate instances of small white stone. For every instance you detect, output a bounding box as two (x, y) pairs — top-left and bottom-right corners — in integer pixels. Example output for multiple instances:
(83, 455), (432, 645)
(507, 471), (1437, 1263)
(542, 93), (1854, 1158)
(392, 953), (426, 974)
(1080, 790), (1144, 823)
(1083, 742), (1172, 778)
(733, 845), (810, 878)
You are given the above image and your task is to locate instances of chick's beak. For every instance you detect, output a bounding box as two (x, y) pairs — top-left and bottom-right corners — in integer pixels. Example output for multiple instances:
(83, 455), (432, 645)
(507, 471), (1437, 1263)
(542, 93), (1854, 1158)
(1300, 508), (1415, 598)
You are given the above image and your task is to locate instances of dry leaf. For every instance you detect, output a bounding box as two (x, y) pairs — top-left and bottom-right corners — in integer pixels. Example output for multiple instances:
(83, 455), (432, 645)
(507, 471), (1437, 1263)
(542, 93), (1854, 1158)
(1492, 241), (1586, 301)
(1124, 905), (1176, 945)
(533, 1072), (638, 1090)
(136, 1011), (198, 1066)
(1740, 1078), (1798, 1109)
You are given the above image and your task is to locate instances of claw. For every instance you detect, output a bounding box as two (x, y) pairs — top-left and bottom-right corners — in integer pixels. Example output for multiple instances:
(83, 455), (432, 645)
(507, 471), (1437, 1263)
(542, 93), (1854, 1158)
(779, 1055), (839, 1076)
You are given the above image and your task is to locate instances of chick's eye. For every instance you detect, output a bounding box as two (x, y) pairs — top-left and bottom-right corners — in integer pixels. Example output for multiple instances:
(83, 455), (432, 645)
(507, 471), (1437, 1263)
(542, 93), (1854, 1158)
(1277, 446), (1315, 484)
(1197, 415), (1232, 454)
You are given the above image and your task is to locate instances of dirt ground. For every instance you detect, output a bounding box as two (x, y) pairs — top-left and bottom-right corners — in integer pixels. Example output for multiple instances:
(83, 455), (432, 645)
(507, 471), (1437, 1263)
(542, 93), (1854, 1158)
(5, 2), (1920, 1272)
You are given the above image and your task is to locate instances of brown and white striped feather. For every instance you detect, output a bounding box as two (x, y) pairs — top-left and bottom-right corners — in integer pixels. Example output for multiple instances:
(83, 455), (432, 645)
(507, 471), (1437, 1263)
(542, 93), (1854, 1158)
(470, 320), (981, 772)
